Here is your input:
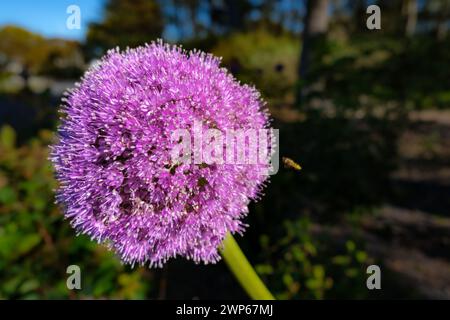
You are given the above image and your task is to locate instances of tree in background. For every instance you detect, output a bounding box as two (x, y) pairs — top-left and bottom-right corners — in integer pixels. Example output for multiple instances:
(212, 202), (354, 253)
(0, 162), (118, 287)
(403, 0), (418, 37)
(85, 0), (163, 58)
(297, 0), (329, 105)
(0, 26), (83, 78)
(160, 0), (303, 43)
(210, 0), (253, 32)
(0, 26), (48, 74)
(425, 0), (450, 41)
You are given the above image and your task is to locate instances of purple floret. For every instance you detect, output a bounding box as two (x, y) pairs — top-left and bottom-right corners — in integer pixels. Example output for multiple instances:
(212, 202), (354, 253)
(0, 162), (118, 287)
(51, 41), (271, 267)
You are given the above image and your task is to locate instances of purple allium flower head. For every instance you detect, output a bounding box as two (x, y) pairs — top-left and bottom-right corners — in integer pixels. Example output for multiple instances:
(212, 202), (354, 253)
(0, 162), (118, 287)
(51, 41), (271, 267)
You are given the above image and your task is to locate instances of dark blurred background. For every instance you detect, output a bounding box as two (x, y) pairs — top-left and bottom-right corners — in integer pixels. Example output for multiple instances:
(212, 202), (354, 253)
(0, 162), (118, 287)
(0, 0), (449, 299)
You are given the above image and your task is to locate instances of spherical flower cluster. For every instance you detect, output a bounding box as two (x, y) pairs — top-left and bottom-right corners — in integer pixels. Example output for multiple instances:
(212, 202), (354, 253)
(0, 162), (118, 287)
(51, 41), (271, 267)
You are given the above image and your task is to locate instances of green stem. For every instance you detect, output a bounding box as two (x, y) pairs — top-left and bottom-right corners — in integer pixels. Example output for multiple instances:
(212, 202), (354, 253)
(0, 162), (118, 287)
(220, 233), (275, 300)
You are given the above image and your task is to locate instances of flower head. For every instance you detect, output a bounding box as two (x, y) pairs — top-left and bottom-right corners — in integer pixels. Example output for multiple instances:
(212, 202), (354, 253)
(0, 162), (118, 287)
(51, 41), (271, 267)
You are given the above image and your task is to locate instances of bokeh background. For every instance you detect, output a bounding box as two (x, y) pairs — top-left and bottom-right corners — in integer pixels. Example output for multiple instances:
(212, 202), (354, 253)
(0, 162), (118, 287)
(0, 0), (449, 299)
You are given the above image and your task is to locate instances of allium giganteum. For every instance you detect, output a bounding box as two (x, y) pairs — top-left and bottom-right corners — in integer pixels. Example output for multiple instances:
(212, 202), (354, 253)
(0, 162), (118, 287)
(51, 41), (272, 267)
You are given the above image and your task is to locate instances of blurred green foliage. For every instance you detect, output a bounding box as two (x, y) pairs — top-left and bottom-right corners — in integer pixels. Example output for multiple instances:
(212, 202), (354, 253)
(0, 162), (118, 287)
(85, 0), (163, 58)
(0, 26), (84, 78)
(208, 30), (450, 112)
(313, 35), (450, 110)
(212, 29), (300, 103)
(256, 218), (370, 299)
(0, 126), (152, 299)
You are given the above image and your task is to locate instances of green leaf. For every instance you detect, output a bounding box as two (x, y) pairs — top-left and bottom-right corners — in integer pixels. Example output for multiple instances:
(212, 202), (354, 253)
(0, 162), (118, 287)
(3, 276), (22, 294)
(19, 279), (40, 294)
(356, 251), (368, 263)
(332, 255), (351, 266)
(0, 186), (16, 204)
(16, 234), (41, 257)
(313, 265), (325, 279)
(282, 273), (294, 286)
(346, 240), (356, 252)
(345, 268), (359, 278)
(0, 125), (16, 149)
